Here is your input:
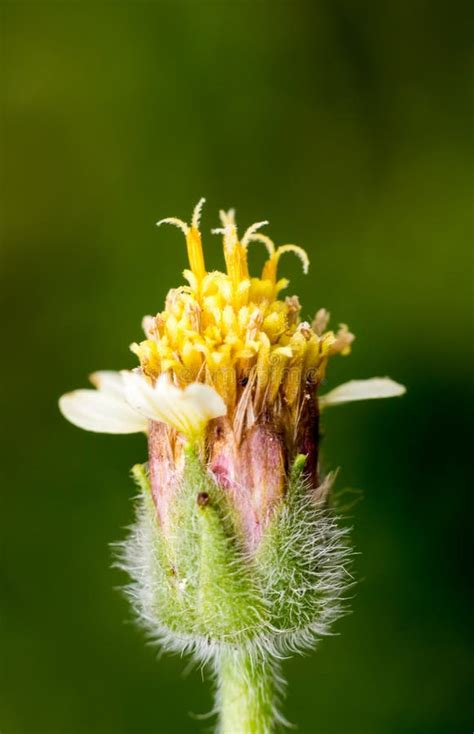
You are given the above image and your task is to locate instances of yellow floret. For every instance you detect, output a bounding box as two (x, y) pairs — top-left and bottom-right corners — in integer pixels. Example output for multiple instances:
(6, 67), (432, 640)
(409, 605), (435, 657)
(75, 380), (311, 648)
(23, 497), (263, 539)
(139, 201), (354, 414)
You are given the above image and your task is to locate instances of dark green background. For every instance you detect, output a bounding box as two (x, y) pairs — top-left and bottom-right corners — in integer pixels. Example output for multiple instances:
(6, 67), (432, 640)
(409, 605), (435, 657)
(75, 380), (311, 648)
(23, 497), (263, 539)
(1, 2), (472, 733)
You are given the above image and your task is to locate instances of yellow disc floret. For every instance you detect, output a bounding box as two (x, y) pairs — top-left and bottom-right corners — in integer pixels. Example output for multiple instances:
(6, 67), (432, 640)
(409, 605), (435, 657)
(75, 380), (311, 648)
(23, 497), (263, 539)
(133, 201), (354, 418)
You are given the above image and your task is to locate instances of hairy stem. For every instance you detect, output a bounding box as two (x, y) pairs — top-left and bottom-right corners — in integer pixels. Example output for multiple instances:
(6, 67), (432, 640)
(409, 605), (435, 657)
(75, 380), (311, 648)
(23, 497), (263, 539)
(215, 648), (280, 734)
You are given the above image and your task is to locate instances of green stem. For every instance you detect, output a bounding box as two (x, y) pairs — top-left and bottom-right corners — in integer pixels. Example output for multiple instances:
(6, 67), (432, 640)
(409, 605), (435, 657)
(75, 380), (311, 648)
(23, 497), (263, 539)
(216, 647), (279, 734)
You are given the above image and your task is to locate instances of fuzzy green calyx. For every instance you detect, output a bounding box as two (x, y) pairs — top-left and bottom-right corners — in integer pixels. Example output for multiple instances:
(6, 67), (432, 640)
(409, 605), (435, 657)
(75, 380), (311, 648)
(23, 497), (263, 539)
(121, 451), (351, 658)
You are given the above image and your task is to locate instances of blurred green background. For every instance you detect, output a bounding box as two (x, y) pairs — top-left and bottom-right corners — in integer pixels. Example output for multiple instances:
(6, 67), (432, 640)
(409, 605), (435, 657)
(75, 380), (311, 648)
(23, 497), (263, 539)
(1, 1), (472, 733)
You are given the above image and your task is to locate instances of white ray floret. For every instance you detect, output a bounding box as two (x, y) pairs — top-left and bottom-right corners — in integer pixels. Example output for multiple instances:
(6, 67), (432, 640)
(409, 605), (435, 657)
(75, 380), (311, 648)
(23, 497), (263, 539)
(59, 371), (148, 434)
(59, 370), (227, 440)
(122, 371), (227, 440)
(319, 377), (406, 409)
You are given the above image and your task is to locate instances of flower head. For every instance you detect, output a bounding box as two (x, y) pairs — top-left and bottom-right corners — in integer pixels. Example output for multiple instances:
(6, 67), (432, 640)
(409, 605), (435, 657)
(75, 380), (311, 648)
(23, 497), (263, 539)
(140, 200), (352, 422)
(59, 200), (406, 733)
(60, 199), (405, 545)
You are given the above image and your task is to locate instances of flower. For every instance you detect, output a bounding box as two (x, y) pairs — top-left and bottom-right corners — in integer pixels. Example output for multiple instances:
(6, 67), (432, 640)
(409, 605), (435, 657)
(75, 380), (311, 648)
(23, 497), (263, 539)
(60, 199), (405, 544)
(59, 200), (406, 733)
(59, 370), (226, 440)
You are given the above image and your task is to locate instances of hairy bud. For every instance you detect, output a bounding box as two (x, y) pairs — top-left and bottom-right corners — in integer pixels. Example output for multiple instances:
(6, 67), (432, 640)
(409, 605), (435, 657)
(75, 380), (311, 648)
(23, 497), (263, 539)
(120, 450), (352, 663)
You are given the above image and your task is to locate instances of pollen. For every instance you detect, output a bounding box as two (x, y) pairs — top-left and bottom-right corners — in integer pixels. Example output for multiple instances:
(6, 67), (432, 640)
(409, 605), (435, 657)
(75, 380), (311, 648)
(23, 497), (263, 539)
(136, 201), (354, 421)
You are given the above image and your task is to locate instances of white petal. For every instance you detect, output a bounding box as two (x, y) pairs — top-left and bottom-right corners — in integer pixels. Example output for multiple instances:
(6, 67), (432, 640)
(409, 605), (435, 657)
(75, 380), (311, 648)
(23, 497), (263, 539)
(183, 382), (227, 422)
(319, 378), (406, 409)
(89, 370), (126, 398)
(122, 371), (227, 439)
(59, 388), (148, 433)
(121, 370), (165, 421)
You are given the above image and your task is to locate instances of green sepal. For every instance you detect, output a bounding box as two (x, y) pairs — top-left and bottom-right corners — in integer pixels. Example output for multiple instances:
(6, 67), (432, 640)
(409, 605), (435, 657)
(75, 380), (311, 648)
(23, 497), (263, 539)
(255, 454), (347, 635)
(286, 453), (308, 504)
(194, 495), (263, 640)
(131, 462), (151, 495)
(132, 448), (264, 644)
(290, 453), (307, 483)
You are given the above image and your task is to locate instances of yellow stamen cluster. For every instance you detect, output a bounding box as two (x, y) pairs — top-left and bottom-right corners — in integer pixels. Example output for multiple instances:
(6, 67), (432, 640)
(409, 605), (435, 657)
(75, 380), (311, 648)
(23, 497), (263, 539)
(132, 200), (353, 415)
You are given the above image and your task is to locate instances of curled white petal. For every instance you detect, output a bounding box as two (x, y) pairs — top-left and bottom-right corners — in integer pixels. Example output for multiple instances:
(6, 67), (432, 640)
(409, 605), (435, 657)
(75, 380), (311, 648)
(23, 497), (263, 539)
(319, 377), (406, 409)
(122, 371), (227, 440)
(59, 382), (148, 434)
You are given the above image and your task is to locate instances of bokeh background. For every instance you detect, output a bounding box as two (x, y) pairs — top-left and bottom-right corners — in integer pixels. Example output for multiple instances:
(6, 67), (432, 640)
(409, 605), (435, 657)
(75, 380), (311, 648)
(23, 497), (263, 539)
(1, 2), (473, 733)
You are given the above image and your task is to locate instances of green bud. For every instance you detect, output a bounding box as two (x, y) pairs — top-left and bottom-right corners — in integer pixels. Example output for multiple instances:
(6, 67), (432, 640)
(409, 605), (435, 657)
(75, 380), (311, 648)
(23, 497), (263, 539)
(119, 450), (352, 732)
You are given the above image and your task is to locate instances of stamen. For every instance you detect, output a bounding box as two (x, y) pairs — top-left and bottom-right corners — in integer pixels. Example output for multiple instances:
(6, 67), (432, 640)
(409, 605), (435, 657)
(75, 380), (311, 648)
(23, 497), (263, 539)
(219, 209), (236, 227)
(312, 308), (330, 336)
(216, 222), (249, 285)
(275, 245), (310, 275)
(222, 223), (238, 251)
(191, 197), (206, 230)
(244, 232), (276, 258)
(241, 221), (269, 247)
(261, 240), (310, 284)
(186, 226), (206, 284)
(157, 209), (206, 284)
(156, 217), (189, 235)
